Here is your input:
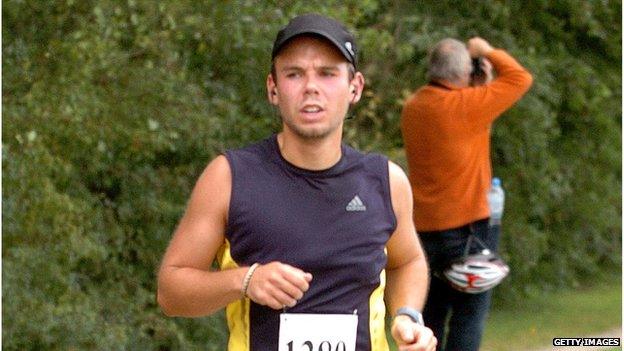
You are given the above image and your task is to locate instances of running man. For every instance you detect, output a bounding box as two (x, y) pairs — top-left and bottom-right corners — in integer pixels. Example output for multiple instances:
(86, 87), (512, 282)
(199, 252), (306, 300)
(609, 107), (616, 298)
(158, 14), (436, 351)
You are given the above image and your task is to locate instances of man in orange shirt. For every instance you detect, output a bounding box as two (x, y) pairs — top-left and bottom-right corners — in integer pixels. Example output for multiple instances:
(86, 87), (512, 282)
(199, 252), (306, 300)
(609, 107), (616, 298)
(400, 37), (532, 350)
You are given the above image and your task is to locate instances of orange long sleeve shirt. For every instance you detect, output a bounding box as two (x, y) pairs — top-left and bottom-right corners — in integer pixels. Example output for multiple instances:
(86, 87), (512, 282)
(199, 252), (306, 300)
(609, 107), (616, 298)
(400, 49), (533, 231)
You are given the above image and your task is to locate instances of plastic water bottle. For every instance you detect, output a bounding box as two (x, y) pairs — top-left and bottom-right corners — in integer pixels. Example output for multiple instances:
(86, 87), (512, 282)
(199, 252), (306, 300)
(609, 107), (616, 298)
(487, 177), (505, 226)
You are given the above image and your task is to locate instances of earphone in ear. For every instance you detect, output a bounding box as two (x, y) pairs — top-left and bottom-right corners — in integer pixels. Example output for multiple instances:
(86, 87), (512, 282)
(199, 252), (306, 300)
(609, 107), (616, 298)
(350, 87), (357, 104)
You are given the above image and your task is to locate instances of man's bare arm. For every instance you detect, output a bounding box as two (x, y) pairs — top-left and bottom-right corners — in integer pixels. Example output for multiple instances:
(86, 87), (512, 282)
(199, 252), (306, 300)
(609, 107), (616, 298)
(385, 161), (436, 350)
(157, 155), (311, 317)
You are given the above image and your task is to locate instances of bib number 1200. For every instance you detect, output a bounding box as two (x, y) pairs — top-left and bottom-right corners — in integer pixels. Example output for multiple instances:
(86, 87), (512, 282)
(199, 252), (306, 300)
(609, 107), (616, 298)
(278, 313), (358, 351)
(287, 340), (347, 351)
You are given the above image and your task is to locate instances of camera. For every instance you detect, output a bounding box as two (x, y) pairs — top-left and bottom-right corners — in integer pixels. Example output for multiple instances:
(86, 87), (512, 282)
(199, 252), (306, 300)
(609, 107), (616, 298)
(470, 57), (486, 86)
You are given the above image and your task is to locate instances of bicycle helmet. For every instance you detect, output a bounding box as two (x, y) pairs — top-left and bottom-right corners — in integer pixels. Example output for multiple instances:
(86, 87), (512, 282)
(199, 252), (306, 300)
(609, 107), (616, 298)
(442, 248), (510, 294)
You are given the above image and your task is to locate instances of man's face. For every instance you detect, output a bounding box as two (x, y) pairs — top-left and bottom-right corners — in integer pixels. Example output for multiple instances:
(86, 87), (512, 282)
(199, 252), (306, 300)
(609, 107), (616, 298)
(267, 36), (361, 140)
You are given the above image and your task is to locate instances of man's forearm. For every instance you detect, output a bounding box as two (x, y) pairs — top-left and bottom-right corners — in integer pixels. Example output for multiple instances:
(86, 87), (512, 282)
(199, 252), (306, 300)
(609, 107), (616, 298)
(385, 256), (429, 315)
(487, 49), (533, 89)
(157, 265), (247, 317)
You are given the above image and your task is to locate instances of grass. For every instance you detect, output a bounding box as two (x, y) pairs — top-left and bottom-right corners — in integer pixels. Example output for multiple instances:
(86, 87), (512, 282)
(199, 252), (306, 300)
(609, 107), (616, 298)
(386, 281), (621, 351)
(481, 281), (621, 351)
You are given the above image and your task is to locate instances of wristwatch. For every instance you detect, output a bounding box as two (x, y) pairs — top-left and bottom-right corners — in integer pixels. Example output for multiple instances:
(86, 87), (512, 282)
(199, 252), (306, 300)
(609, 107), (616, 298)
(395, 307), (424, 326)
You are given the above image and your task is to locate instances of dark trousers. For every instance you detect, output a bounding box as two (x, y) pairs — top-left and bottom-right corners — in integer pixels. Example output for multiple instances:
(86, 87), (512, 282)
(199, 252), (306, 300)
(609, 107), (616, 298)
(419, 219), (501, 351)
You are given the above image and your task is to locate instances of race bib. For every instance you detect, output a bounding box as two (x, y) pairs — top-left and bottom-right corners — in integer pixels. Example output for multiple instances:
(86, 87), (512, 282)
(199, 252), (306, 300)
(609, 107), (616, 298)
(278, 313), (358, 351)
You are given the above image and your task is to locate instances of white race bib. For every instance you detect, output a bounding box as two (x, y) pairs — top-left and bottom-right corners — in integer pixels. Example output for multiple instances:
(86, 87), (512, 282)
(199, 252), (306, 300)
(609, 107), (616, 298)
(278, 313), (358, 351)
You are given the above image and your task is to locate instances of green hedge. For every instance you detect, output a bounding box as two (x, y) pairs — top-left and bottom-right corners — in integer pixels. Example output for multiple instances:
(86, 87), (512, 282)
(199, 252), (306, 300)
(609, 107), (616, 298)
(3, 0), (620, 349)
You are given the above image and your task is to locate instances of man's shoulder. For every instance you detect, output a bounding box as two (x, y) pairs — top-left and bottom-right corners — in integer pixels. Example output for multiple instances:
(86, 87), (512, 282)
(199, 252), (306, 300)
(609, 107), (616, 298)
(224, 135), (274, 161)
(411, 83), (453, 97)
(341, 144), (390, 177)
(343, 143), (387, 162)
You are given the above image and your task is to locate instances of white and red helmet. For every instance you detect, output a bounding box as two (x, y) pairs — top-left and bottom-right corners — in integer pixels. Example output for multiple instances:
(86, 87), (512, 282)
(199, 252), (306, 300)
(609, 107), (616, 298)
(442, 249), (510, 294)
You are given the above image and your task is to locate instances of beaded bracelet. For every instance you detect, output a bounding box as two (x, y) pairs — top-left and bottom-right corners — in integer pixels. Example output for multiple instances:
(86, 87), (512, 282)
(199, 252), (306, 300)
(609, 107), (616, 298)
(241, 263), (260, 298)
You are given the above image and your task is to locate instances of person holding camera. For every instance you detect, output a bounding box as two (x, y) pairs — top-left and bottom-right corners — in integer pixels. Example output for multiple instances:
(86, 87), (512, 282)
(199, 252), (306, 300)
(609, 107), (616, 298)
(400, 37), (532, 351)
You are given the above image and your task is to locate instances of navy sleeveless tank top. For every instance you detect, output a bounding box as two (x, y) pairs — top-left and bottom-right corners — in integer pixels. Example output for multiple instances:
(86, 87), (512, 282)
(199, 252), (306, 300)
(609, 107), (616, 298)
(219, 134), (396, 351)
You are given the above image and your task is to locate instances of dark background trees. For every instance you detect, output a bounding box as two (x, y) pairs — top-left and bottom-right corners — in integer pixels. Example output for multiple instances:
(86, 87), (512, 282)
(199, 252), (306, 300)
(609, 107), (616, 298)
(3, 1), (620, 349)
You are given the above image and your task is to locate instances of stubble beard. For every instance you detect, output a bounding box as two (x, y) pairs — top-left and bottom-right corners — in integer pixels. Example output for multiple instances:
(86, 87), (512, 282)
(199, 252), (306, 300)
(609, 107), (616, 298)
(281, 114), (345, 140)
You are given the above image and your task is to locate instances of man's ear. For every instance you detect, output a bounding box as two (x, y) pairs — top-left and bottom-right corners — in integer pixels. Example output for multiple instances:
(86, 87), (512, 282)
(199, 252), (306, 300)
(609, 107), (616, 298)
(349, 72), (366, 105)
(267, 74), (278, 105)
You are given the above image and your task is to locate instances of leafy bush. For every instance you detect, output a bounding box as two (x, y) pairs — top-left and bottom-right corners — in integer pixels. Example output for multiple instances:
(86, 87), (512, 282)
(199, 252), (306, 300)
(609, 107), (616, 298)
(3, 0), (620, 348)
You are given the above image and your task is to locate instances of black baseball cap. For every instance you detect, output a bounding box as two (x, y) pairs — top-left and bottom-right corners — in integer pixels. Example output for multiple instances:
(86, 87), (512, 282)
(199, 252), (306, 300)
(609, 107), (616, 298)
(271, 14), (358, 68)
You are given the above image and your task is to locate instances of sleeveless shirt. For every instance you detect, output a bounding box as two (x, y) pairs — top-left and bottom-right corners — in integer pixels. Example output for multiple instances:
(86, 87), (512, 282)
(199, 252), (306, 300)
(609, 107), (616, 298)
(218, 134), (396, 351)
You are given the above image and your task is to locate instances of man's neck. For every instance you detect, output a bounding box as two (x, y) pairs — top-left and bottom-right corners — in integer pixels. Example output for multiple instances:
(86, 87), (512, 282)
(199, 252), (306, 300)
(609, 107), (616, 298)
(277, 131), (343, 171)
(432, 78), (469, 89)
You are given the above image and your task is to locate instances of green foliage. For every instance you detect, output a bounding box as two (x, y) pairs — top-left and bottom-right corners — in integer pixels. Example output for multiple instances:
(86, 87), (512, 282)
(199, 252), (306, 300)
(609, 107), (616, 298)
(3, 0), (620, 348)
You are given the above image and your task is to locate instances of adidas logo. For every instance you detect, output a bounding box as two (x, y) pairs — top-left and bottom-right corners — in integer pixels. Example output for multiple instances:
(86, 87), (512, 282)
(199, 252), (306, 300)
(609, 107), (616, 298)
(346, 195), (366, 212)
